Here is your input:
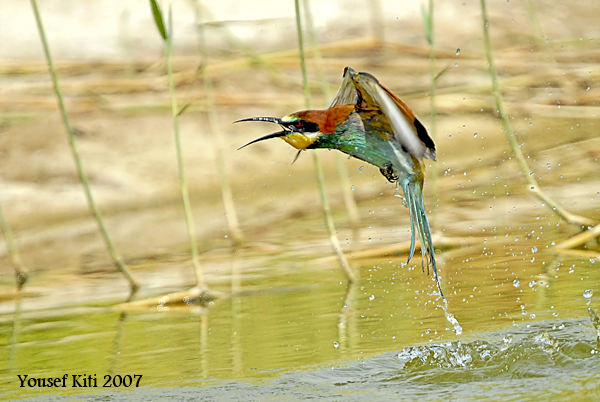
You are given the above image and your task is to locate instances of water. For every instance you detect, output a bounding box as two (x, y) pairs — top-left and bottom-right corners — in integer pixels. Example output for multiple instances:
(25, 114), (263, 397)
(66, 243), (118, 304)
(1, 219), (598, 399)
(7, 320), (599, 400)
(206, 320), (598, 401)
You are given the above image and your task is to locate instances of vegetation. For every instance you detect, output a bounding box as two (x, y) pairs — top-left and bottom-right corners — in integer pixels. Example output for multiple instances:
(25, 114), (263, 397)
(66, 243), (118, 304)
(30, 0), (138, 293)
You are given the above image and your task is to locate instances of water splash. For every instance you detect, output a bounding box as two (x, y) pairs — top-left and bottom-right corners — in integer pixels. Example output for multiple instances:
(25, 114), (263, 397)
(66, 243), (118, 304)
(395, 321), (577, 373)
(588, 308), (600, 348)
(584, 289), (599, 347)
(147, 319), (600, 401)
(440, 298), (463, 336)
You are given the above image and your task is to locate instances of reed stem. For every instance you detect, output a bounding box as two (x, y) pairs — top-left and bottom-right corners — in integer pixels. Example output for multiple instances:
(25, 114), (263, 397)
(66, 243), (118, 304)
(31, 0), (139, 293)
(480, 0), (594, 227)
(368, 0), (385, 43)
(0, 204), (27, 289)
(302, 0), (361, 229)
(193, 0), (244, 247)
(522, 0), (555, 63)
(422, 0), (440, 224)
(294, 0), (354, 282)
(163, 6), (206, 289)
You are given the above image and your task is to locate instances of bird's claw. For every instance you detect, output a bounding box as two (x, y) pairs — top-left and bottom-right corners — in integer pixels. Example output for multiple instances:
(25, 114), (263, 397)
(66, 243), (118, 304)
(379, 163), (398, 183)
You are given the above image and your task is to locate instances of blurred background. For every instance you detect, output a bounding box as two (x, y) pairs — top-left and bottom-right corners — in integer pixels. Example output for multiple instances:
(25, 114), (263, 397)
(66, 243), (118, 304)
(1, 0), (599, 399)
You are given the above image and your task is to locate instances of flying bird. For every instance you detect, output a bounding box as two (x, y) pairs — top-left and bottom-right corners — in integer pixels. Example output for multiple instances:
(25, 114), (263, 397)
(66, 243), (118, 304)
(236, 67), (443, 296)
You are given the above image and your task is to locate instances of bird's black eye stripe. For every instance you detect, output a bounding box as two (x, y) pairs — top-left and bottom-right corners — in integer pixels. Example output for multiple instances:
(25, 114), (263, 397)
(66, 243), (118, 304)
(287, 120), (319, 133)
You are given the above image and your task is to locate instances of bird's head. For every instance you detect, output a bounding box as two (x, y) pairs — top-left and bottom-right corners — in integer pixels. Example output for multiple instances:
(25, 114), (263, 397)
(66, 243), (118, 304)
(235, 104), (355, 150)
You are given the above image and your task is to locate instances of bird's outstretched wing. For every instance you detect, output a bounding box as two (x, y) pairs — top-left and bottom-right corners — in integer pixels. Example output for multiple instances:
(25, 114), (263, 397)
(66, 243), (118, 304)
(331, 67), (443, 297)
(329, 67), (358, 107)
(331, 67), (436, 161)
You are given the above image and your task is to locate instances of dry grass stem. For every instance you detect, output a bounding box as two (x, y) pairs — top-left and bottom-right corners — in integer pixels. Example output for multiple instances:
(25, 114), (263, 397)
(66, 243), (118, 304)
(194, 0), (244, 247)
(0, 205), (28, 289)
(295, 0), (354, 282)
(480, 0), (595, 227)
(302, 0), (361, 229)
(555, 224), (600, 251)
(30, 0), (139, 294)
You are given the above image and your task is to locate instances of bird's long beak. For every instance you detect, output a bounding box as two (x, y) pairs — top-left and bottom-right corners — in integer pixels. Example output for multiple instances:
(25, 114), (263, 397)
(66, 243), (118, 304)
(234, 117), (288, 150)
(234, 117), (284, 125)
(236, 129), (288, 150)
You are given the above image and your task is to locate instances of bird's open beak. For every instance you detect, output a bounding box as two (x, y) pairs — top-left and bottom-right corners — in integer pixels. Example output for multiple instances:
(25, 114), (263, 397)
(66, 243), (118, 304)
(234, 117), (288, 149)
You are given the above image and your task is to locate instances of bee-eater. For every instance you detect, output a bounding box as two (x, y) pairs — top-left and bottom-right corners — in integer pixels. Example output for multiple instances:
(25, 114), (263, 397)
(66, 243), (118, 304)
(236, 67), (443, 296)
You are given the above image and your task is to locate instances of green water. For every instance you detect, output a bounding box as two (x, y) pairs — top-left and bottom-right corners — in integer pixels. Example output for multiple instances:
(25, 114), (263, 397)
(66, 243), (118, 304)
(1, 216), (599, 400)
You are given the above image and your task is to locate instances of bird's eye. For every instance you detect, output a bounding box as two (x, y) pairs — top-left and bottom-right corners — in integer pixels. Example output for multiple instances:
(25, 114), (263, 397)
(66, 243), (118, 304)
(287, 121), (304, 132)
(286, 120), (318, 133)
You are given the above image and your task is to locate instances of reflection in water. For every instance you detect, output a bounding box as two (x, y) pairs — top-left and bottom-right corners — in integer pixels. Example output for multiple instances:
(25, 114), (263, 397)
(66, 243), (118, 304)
(336, 282), (356, 352)
(65, 318), (600, 400)
(7, 294), (23, 374)
(108, 311), (128, 375)
(0, 223), (598, 399)
(230, 250), (242, 377)
(199, 313), (209, 379)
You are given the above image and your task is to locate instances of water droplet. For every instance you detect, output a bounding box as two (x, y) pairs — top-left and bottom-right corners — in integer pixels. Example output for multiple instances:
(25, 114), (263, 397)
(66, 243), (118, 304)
(513, 279), (520, 288)
(333, 341), (340, 349)
(529, 280), (537, 288)
(369, 294), (375, 301)
(531, 246), (538, 253)
(473, 132), (478, 138)
(583, 289), (593, 299)
(456, 48), (461, 55)
(529, 313), (536, 319)
(586, 86), (591, 91)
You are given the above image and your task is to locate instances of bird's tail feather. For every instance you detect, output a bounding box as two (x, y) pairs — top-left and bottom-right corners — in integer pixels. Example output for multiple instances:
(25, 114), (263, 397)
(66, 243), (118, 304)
(400, 177), (444, 297)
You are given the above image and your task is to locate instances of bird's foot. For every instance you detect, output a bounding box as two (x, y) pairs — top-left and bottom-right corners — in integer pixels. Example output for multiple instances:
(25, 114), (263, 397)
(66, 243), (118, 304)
(379, 163), (398, 183)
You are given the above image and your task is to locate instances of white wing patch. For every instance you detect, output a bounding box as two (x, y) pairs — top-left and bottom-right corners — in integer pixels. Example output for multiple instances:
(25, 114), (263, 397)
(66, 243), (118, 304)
(374, 84), (427, 159)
